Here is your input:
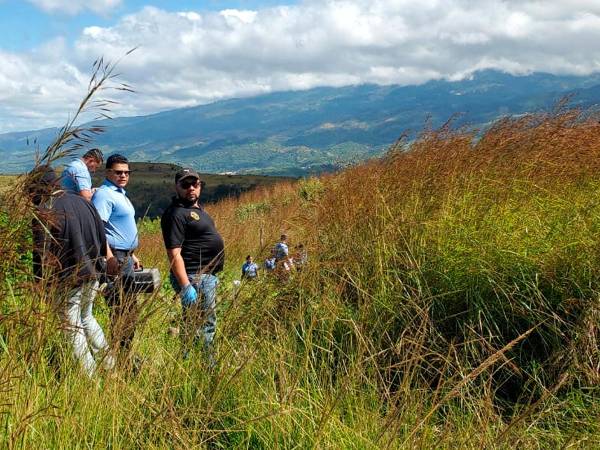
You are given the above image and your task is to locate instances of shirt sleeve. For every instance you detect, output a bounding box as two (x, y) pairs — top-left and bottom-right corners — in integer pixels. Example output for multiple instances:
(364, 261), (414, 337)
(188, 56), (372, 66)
(91, 189), (113, 222)
(72, 163), (92, 192)
(161, 210), (186, 249)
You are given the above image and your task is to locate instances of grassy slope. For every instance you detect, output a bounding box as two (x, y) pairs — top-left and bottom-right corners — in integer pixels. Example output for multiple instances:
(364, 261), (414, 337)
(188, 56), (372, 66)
(1, 110), (600, 448)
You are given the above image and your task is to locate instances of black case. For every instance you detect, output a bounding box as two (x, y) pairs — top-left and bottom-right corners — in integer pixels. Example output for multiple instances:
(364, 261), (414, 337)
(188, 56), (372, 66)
(132, 268), (162, 293)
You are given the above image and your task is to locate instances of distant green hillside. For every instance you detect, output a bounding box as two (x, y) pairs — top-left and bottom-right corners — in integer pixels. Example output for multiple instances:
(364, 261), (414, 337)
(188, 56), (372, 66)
(2, 70), (600, 175)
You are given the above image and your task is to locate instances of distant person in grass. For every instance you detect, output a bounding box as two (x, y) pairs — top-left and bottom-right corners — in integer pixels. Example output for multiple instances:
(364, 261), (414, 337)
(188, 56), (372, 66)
(274, 234), (293, 272)
(264, 248), (276, 272)
(60, 148), (103, 201)
(30, 166), (115, 377)
(161, 168), (224, 363)
(92, 154), (142, 364)
(241, 255), (259, 280)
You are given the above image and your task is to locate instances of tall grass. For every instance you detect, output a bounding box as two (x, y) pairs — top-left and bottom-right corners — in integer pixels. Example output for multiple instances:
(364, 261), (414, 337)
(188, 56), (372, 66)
(1, 107), (600, 448)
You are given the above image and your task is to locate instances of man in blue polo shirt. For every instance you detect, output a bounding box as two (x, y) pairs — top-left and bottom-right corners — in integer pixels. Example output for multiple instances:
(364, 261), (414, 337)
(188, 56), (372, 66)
(92, 154), (141, 361)
(61, 148), (103, 201)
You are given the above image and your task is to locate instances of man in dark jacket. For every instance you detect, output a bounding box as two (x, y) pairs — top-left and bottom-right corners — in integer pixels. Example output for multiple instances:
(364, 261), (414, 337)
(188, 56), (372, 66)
(30, 166), (114, 377)
(160, 168), (224, 360)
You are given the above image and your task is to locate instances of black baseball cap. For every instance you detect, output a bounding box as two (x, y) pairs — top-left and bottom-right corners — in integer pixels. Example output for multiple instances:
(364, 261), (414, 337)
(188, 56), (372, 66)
(175, 168), (201, 183)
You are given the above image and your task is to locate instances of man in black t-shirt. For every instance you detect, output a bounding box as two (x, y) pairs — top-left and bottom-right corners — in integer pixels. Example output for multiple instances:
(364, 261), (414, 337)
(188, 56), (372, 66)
(30, 166), (115, 377)
(161, 168), (224, 360)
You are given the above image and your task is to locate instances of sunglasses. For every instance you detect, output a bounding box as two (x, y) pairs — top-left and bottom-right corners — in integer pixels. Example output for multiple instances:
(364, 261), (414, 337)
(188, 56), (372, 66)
(111, 170), (131, 176)
(178, 179), (202, 189)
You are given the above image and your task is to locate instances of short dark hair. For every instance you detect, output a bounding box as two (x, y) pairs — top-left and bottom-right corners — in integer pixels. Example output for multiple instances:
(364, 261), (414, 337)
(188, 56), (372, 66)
(106, 154), (129, 169)
(281, 234), (288, 241)
(27, 165), (59, 205)
(246, 255), (252, 260)
(83, 148), (103, 163)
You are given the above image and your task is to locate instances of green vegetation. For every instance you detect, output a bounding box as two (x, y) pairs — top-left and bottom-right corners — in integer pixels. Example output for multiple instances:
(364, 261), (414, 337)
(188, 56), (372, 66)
(0, 165), (293, 219)
(1, 109), (599, 448)
(297, 177), (325, 203)
(234, 201), (272, 222)
(92, 162), (294, 218)
(174, 140), (381, 176)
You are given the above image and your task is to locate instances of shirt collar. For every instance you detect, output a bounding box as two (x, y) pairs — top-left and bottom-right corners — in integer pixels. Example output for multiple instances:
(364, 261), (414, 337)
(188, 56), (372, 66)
(102, 179), (126, 194)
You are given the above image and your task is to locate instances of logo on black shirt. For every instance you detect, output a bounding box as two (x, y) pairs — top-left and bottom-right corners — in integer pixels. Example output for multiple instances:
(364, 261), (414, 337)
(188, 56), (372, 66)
(190, 211), (200, 220)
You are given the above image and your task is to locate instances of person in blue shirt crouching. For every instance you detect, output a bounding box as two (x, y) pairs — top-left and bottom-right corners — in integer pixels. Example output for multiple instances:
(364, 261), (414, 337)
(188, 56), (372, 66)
(241, 255), (259, 280)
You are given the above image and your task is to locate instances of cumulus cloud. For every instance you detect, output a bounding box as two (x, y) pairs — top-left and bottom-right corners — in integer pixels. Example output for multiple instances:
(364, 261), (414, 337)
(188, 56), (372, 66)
(3, 0), (600, 133)
(0, 39), (91, 132)
(27, 0), (121, 16)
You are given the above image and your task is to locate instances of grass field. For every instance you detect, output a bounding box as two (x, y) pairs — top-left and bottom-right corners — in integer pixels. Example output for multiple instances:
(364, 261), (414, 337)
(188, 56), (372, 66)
(0, 175), (17, 195)
(1, 109), (599, 448)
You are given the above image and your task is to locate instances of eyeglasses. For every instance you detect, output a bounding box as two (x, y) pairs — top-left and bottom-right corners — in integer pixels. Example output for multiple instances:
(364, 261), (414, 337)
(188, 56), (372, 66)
(178, 179), (200, 189)
(111, 170), (131, 176)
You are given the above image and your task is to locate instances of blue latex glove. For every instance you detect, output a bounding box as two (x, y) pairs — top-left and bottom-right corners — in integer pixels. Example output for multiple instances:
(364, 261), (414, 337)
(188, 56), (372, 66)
(180, 283), (198, 307)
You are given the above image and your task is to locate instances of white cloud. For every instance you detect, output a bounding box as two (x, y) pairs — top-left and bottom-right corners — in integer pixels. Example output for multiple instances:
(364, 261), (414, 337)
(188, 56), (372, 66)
(3, 0), (600, 133)
(0, 38), (91, 132)
(27, 0), (121, 16)
(219, 9), (257, 24)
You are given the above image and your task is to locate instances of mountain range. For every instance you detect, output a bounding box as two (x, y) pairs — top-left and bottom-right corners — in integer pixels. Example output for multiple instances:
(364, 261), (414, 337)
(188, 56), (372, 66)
(2, 70), (600, 175)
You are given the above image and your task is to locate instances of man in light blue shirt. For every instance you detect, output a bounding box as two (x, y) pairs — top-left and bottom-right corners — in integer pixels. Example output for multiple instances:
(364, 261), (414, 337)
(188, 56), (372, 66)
(61, 148), (103, 201)
(92, 154), (141, 363)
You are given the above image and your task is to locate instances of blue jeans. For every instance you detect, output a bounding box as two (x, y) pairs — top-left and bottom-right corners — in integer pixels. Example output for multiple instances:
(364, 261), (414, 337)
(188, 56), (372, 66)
(170, 273), (218, 351)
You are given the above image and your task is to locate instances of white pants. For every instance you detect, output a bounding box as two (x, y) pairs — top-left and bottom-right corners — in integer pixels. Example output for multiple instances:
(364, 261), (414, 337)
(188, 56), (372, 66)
(59, 280), (114, 377)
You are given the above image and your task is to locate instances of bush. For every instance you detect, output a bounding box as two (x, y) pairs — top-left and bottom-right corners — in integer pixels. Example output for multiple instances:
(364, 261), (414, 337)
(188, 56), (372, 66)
(136, 216), (162, 235)
(298, 177), (325, 202)
(234, 201), (272, 222)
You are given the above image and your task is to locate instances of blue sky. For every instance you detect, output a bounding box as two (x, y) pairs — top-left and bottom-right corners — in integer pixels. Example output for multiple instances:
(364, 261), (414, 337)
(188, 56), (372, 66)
(0, 1), (297, 51)
(1, 0), (600, 133)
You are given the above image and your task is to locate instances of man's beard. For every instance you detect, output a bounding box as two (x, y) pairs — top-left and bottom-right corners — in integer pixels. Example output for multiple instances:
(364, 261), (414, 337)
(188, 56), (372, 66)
(178, 195), (197, 207)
